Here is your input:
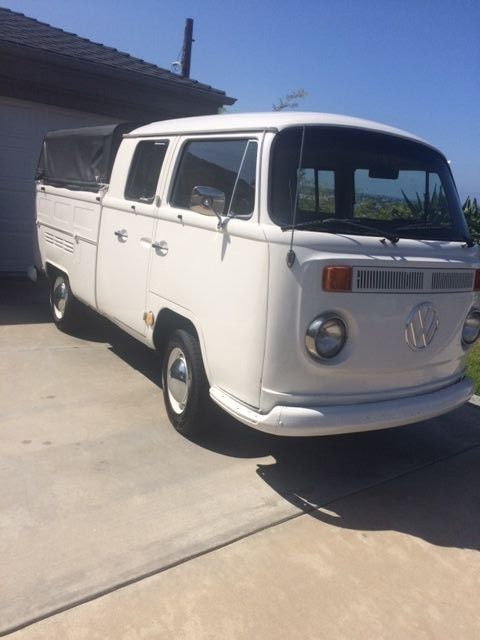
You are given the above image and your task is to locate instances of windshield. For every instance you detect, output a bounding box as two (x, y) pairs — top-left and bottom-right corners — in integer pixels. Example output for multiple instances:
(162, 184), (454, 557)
(269, 127), (470, 242)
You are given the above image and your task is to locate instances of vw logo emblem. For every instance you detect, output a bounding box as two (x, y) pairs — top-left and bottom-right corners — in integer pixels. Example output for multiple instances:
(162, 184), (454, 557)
(405, 302), (439, 350)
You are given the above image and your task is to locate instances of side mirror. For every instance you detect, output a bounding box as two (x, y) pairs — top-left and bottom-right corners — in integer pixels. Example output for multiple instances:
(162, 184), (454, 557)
(190, 186), (227, 229)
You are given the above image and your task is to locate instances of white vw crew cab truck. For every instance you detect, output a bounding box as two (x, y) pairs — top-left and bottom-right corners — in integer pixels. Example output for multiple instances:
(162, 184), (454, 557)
(35, 113), (480, 437)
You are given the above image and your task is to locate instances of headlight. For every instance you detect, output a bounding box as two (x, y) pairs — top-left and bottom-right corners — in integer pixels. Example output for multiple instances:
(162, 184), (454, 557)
(462, 309), (480, 346)
(306, 314), (348, 360)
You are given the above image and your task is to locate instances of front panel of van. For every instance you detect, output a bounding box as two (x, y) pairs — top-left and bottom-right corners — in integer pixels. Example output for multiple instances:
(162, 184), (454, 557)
(260, 232), (478, 413)
(259, 126), (480, 415)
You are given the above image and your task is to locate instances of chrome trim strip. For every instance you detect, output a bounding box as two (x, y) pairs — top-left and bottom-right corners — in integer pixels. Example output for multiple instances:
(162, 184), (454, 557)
(37, 221), (74, 237)
(37, 222), (97, 246)
(74, 235), (97, 246)
(125, 127), (279, 139)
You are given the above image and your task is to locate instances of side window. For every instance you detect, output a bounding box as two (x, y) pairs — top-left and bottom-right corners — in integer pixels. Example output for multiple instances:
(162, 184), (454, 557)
(170, 139), (257, 217)
(125, 140), (168, 203)
(230, 141), (257, 216)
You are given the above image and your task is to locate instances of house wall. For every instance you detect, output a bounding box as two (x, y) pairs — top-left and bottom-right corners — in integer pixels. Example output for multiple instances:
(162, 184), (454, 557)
(0, 96), (118, 272)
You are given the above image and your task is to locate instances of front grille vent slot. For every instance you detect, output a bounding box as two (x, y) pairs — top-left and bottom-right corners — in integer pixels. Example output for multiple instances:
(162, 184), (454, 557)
(431, 271), (474, 290)
(353, 268), (474, 293)
(356, 269), (424, 291)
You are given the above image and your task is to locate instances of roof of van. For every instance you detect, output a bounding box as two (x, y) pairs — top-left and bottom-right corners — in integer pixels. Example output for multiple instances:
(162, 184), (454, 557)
(126, 112), (438, 152)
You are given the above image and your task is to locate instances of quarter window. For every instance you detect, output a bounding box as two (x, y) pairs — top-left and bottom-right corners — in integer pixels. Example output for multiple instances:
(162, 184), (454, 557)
(170, 139), (257, 217)
(298, 169), (335, 214)
(125, 140), (168, 204)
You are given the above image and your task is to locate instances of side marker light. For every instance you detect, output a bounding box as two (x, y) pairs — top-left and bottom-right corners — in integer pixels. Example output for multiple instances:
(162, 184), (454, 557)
(474, 270), (480, 292)
(322, 266), (352, 292)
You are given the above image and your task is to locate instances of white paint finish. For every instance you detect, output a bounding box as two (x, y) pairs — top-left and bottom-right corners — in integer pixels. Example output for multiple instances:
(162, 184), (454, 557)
(105, 137), (138, 199)
(128, 112), (435, 153)
(211, 378), (474, 435)
(148, 209), (269, 408)
(74, 205), (99, 237)
(96, 137), (172, 336)
(53, 200), (73, 223)
(0, 96), (116, 272)
(96, 201), (155, 335)
(36, 186), (103, 308)
(258, 236), (478, 412)
(71, 242), (98, 307)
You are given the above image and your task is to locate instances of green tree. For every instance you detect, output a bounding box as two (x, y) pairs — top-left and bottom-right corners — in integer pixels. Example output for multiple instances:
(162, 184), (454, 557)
(463, 196), (480, 243)
(272, 89), (307, 112)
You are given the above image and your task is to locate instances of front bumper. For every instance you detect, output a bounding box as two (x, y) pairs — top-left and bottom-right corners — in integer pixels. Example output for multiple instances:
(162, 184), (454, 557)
(210, 377), (474, 436)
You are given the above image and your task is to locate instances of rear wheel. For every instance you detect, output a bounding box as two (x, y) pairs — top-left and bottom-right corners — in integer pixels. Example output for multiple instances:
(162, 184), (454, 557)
(162, 329), (211, 436)
(49, 273), (78, 331)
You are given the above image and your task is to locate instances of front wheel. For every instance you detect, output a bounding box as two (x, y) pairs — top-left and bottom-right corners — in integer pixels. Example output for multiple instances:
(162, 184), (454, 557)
(162, 329), (211, 436)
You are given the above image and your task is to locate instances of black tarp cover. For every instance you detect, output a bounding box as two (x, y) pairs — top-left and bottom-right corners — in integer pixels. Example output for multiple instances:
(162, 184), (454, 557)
(37, 123), (135, 191)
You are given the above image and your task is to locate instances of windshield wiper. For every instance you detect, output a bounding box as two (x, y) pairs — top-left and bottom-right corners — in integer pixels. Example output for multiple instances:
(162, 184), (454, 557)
(281, 220), (343, 239)
(322, 218), (399, 244)
(282, 217), (399, 243)
(394, 223), (447, 232)
(393, 223), (475, 247)
(281, 219), (330, 231)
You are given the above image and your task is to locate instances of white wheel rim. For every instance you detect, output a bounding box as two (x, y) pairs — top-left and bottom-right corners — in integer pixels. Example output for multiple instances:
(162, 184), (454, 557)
(166, 347), (191, 415)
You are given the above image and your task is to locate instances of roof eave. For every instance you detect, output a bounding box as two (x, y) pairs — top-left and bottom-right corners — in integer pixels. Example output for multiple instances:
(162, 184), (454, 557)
(0, 40), (236, 106)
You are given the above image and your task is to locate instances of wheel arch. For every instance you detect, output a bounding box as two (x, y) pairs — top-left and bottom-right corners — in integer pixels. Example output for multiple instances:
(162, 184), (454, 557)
(45, 261), (69, 281)
(153, 308), (208, 372)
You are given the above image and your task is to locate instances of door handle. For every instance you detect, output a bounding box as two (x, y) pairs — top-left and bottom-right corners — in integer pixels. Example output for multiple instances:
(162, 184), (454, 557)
(152, 240), (168, 255)
(114, 229), (128, 241)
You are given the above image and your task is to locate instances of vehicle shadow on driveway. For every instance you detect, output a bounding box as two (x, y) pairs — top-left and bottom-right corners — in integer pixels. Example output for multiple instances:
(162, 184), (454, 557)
(0, 276), (51, 324)
(59, 302), (163, 387)
(196, 406), (480, 552)
(257, 421), (480, 552)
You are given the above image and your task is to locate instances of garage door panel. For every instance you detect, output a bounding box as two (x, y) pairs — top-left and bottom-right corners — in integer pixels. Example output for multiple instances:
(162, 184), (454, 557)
(0, 96), (116, 272)
(0, 229), (34, 271)
(0, 185), (35, 240)
(0, 150), (39, 178)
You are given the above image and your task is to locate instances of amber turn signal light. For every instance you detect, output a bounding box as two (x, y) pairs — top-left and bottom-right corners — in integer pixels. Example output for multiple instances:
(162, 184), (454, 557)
(474, 270), (480, 292)
(322, 266), (353, 292)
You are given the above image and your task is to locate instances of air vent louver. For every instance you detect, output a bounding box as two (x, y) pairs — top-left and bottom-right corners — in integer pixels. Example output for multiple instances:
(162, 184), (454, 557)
(44, 231), (74, 254)
(353, 268), (474, 293)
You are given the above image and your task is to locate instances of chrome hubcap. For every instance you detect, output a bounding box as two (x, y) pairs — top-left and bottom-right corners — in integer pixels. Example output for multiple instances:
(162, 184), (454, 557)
(52, 277), (67, 319)
(166, 347), (190, 414)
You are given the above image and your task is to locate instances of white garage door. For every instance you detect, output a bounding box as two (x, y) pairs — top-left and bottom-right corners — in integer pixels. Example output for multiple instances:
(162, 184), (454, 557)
(0, 96), (117, 273)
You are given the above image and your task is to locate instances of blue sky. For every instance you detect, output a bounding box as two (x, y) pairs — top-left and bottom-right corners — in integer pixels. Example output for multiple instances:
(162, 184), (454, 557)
(5, 0), (480, 199)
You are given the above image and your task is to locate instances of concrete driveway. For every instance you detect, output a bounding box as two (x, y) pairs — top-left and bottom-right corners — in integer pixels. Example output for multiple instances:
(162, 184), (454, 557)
(1, 277), (480, 638)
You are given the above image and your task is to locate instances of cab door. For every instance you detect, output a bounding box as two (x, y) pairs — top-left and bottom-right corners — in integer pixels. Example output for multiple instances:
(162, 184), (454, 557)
(147, 136), (269, 408)
(96, 139), (169, 335)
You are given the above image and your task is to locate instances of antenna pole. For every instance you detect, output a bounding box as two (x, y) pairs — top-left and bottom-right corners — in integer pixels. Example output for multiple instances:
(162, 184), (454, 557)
(181, 18), (194, 78)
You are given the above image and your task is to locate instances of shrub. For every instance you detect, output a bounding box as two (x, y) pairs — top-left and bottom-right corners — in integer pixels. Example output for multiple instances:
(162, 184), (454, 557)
(463, 196), (480, 243)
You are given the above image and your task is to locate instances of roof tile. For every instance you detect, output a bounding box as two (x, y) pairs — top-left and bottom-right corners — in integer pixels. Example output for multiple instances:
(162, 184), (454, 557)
(0, 6), (231, 99)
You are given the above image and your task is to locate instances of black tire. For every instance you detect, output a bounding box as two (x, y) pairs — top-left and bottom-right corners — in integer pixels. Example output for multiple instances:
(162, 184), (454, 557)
(49, 272), (79, 331)
(162, 329), (211, 436)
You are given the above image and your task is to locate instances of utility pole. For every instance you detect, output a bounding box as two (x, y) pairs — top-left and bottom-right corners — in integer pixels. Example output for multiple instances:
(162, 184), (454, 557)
(181, 18), (194, 78)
